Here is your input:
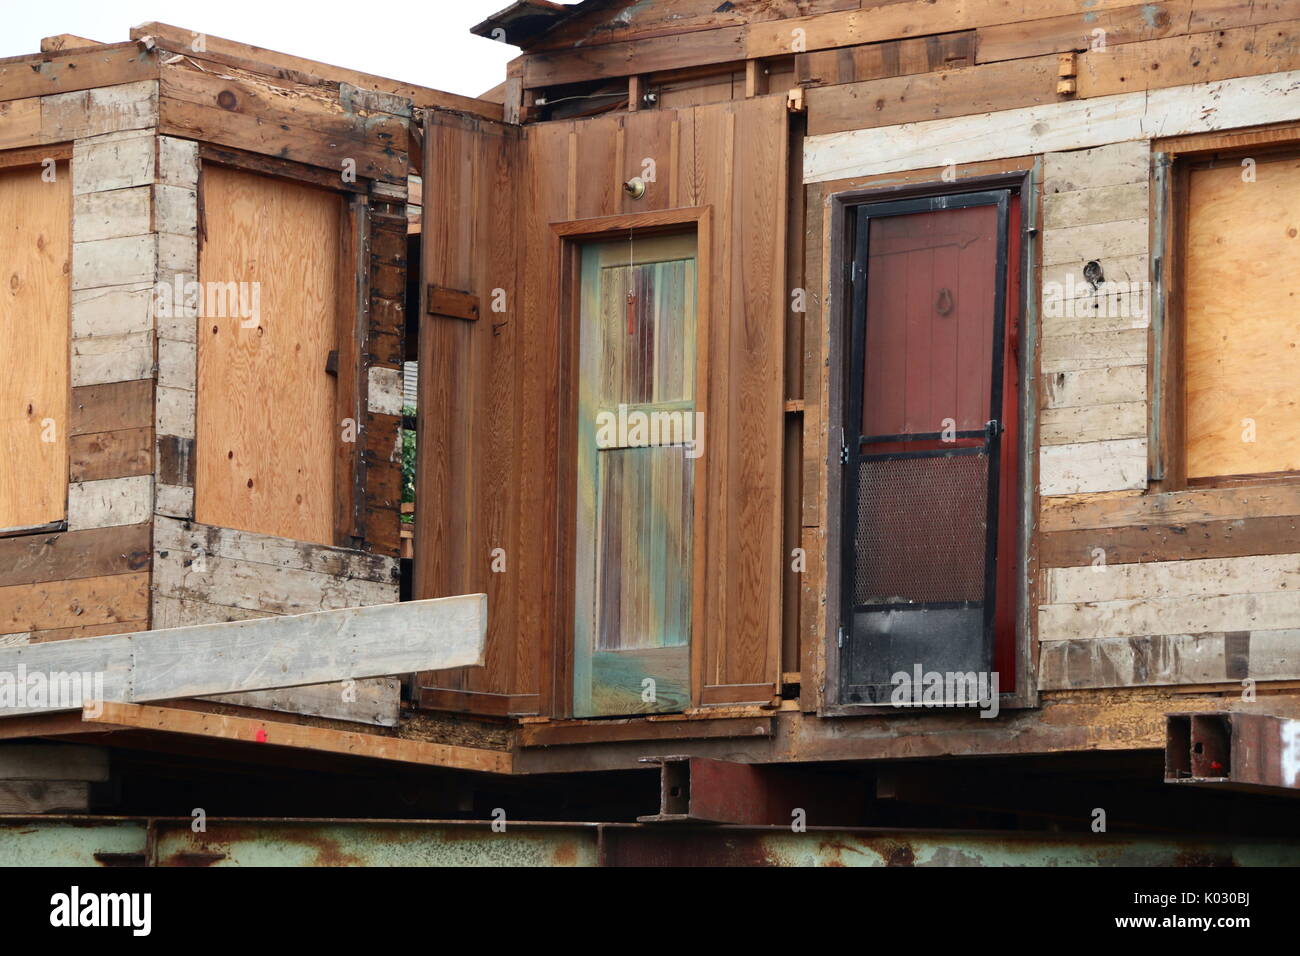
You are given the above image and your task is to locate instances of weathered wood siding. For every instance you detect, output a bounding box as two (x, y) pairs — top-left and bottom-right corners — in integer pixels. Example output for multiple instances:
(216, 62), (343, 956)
(794, 4), (1300, 699)
(0, 40), (410, 725)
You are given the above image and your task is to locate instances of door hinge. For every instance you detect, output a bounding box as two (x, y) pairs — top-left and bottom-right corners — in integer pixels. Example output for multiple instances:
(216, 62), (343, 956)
(840, 440), (850, 465)
(837, 626), (846, 649)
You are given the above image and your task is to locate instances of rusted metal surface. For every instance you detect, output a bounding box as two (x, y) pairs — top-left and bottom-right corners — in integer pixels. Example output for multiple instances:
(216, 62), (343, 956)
(637, 756), (867, 825)
(4, 816), (1300, 866)
(1167, 712), (1300, 795)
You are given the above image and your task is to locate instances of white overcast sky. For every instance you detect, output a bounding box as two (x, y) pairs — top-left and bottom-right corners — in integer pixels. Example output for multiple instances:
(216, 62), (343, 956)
(0, 0), (564, 97)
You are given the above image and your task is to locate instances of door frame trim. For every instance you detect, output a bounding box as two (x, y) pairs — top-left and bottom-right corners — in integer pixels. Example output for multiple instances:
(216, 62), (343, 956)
(550, 206), (713, 718)
(822, 172), (1039, 715)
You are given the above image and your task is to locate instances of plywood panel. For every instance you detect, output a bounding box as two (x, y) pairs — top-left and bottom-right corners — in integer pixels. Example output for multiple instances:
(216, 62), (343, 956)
(0, 163), (70, 530)
(1185, 154), (1300, 478)
(196, 166), (340, 544)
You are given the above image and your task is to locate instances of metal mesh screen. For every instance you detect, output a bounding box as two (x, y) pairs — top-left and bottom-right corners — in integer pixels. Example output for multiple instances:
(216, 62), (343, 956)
(852, 450), (989, 606)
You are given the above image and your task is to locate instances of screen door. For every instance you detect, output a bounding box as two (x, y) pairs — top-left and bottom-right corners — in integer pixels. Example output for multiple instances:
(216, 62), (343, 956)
(841, 191), (1014, 705)
(574, 232), (698, 717)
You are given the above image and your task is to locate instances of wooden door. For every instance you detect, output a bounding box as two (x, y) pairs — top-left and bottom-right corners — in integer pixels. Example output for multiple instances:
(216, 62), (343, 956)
(574, 232), (698, 717)
(841, 191), (1017, 705)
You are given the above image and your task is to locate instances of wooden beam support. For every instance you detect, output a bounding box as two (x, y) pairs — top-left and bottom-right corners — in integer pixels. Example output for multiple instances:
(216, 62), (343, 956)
(0, 595), (486, 717)
(83, 701), (513, 773)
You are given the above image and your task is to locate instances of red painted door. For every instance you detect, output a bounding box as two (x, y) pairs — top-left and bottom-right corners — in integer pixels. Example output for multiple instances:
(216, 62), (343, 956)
(842, 191), (1019, 706)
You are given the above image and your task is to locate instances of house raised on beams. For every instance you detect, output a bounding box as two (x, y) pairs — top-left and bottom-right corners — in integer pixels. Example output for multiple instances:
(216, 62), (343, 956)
(2, 2), (1300, 865)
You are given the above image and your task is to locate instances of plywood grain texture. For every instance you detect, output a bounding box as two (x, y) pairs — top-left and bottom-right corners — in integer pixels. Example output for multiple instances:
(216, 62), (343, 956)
(0, 162), (70, 531)
(196, 165), (340, 546)
(1184, 153), (1300, 478)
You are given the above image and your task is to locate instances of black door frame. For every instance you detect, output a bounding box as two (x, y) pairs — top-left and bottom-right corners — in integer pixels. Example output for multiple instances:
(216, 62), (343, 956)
(839, 189), (1014, 706)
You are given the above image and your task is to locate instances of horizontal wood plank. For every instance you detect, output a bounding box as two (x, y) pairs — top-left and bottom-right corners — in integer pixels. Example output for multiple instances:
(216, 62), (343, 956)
(1039, 630), (1300, 689)
(1041, 482), (1300, 532)
(0, 572), (149, 634)
(69, 427), (152, 482)
(0, 524), (150, 590)
(1042, 515), (1300, 567)
(804, 69), (1300, 182)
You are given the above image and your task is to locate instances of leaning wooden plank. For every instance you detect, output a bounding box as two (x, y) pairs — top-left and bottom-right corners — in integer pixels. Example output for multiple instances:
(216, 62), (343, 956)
(803, 69), (1300, 183)
(83, 701), (512, 773)
(0, 595), (486, 717)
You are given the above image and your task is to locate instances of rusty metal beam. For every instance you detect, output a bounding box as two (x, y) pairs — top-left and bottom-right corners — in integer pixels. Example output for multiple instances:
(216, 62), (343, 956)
(636, 755), (867, 825)
(4, 815), (1300, 867)
(1166, 713), (1300, 795)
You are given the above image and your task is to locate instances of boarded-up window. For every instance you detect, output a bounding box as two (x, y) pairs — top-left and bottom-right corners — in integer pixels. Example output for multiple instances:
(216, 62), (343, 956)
(1185, 154), (1300, 479)
(196, 166), (340, 544)
(0, 163), (70, 530)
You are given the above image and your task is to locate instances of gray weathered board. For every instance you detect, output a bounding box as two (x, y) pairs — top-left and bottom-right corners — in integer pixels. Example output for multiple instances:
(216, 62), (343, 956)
(0, 595), (486, 718)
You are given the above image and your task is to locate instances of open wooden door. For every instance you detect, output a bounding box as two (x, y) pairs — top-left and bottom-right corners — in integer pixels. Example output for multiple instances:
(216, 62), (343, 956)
(840, 190), (1020, 706)
(414, 109), (535, 716)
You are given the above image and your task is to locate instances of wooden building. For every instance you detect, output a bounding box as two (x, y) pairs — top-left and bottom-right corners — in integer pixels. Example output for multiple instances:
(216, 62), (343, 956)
(4, 2), (1300, 850)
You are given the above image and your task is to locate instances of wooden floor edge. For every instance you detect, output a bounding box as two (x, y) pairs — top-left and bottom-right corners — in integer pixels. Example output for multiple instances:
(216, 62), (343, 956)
(0, 712), (125, 740)
(82, 701), (513, 774)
